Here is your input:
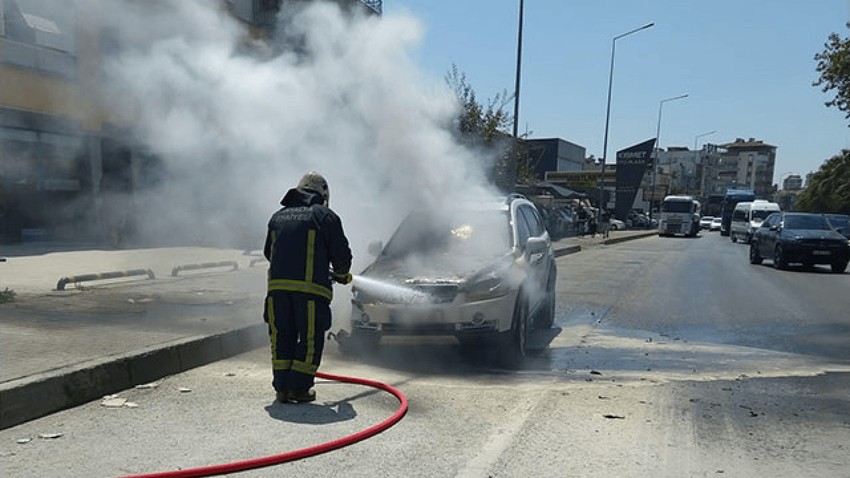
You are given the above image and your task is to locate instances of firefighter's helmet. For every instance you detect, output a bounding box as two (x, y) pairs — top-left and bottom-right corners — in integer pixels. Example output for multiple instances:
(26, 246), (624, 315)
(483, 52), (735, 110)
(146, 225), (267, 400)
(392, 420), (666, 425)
(297, 171), (329, 206)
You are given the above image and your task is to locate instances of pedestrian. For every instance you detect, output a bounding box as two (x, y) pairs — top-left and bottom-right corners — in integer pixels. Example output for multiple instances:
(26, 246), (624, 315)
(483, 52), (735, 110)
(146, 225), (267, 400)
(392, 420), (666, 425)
(263, 171), (353, 403)
(577, 206), (588, 236)
(588, 209), (598, 238)
(600, 210), (611, 239)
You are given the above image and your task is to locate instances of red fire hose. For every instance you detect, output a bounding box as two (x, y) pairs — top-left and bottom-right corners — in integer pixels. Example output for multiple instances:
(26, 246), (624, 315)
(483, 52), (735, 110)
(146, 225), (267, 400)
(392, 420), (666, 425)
(119, 371), (408, 478)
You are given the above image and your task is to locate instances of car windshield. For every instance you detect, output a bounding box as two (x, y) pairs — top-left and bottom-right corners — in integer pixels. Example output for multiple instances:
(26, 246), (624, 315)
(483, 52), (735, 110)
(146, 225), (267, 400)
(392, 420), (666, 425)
(662, 201), (693, 213)
(784, 215), (830, 230)
(751, 210), (774, 221)
(382, 209), (512, 260)
(827, 215), (849, 230)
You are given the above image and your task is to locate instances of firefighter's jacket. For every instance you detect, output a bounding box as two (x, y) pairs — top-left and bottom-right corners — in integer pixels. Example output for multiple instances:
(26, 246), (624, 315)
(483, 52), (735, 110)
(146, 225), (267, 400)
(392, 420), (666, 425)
(263, 188), (352, 302)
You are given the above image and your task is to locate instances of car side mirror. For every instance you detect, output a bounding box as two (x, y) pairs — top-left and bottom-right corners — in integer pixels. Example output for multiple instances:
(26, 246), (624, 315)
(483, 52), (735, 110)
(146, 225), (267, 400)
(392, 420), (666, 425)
(525, 236), (548, 256)
(769, 225), (780, 231)
(367, 241), (383, 257)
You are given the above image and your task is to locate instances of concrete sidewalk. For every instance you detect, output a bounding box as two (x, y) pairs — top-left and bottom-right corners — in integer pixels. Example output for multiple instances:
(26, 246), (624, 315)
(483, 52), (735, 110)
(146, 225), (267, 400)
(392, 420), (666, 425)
(0, 229), (656, 430)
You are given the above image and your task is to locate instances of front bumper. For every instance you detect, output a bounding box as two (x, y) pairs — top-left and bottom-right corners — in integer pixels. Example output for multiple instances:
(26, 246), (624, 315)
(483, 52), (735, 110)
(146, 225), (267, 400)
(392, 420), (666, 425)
(350, 290), (518, 336)
(781, 241), (849, 264)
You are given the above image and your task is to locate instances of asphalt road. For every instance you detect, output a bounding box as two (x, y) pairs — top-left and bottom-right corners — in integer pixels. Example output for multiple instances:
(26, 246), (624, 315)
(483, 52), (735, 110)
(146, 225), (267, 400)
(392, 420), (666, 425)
(2, 232), (849, 477)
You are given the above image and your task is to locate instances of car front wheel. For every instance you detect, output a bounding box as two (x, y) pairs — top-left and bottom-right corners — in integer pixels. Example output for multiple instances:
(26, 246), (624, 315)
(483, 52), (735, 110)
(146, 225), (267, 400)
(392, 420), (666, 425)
(499, 297), (528, 369)
(338, 328), (381, 356)
(535, 269), (556, 329)
(749, 243), (763, 264)
(774, 245), (788, 270)
(832, 260), (848, 273)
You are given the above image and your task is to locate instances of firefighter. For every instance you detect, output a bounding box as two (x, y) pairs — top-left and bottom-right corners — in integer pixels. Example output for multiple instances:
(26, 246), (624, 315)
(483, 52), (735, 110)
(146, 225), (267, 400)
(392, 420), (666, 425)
(263, 171), (352, 403)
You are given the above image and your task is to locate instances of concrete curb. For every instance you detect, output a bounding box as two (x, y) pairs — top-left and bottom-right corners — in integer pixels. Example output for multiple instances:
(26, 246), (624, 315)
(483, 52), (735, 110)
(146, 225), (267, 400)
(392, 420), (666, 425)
(600, 230), (658, 245)
(553, 230), (656, 257)
(554, 245), (582, 257)
(0, 323), (267, 430)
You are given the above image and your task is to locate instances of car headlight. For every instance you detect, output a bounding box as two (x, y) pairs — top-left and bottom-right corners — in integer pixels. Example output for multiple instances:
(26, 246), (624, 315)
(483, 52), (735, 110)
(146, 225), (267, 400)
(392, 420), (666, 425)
(466, 276), (511, 300)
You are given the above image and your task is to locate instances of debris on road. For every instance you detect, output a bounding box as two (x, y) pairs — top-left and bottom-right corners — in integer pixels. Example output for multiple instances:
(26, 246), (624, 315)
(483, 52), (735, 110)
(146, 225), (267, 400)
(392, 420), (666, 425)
(101, 396), (127, 408)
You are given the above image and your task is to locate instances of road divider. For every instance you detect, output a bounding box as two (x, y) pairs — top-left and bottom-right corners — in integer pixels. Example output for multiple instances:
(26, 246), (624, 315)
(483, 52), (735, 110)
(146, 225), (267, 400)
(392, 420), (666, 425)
(56, 269), (156, 291)
(171, 260), (239, 277)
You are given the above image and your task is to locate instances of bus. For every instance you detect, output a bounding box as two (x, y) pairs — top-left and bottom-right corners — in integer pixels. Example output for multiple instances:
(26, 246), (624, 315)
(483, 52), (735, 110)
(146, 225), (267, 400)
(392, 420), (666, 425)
(719, 188), (756, 237)
(658, 195), (701, 237)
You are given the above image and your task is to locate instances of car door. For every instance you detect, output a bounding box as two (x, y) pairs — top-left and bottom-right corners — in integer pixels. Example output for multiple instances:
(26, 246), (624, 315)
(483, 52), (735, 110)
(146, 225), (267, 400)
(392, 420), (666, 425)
(517, 204), (551, 311)
(759, 213), (781, 257)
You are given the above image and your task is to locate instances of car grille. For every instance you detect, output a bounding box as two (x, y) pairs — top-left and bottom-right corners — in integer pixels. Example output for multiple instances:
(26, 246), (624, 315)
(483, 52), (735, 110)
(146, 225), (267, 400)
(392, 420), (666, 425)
(799, 239), (845, 250)
(356, 283), (459, 305)
(409, 284), (458, 304)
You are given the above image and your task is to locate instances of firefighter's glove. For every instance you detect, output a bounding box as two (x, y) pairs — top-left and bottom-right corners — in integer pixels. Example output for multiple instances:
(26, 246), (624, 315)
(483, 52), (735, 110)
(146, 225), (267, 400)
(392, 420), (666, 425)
(332, 272), (353, 285)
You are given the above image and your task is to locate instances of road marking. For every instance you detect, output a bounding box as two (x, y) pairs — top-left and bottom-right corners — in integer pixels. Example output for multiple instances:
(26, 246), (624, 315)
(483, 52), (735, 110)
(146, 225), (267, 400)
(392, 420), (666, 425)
(454, 397), (538, 478)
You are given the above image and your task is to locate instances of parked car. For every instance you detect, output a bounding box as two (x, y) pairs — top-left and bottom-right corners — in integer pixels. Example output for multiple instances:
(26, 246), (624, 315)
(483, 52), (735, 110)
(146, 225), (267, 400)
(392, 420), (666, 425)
(610, 218), (626, 231)
(699, 215), (715, 230)
(749, 212), (850, 273)
(826, 213), (850, 239)
(346, 194), (557, 367)
(627, 211), (652, 229)
(710, 217), (722, 231)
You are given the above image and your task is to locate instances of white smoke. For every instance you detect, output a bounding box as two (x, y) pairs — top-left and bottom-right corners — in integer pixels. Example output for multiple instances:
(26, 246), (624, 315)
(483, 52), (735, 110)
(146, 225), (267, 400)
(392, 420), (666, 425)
(94, 0), (502, 267)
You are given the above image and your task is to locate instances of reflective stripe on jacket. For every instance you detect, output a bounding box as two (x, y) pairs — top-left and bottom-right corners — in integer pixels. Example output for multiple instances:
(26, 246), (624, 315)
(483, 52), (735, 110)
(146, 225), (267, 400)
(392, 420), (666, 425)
(263, 188), (352, 301)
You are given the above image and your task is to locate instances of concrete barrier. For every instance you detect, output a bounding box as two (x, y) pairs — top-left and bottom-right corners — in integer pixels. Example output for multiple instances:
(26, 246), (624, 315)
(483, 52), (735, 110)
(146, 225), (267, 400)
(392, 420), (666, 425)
(56, 269), (156, 291)
(171, 260), (239, 277)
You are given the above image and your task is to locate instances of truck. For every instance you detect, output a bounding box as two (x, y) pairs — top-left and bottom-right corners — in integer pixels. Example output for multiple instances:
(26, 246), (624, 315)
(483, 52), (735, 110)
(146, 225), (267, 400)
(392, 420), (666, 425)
(658, 195), (701, 237)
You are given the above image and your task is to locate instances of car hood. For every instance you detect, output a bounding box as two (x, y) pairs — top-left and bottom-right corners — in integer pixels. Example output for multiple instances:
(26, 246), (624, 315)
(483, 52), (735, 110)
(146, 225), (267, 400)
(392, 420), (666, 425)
(360, 251), (513, 284)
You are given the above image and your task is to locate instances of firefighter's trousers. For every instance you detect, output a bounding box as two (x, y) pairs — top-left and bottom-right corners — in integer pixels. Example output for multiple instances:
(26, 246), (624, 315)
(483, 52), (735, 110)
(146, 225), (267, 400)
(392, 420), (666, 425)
(263, 291), (331, 393)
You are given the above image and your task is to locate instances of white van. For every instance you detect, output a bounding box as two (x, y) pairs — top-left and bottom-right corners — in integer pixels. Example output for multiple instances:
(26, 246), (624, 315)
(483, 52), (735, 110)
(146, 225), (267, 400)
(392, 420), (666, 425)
(730, 200), (781, 243)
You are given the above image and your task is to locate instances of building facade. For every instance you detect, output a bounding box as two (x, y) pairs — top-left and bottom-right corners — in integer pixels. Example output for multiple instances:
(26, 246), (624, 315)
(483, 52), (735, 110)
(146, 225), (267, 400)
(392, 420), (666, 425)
(524, 138), (585, 179)
(0, 0), (379, 244)
(0, 0), (105, 243)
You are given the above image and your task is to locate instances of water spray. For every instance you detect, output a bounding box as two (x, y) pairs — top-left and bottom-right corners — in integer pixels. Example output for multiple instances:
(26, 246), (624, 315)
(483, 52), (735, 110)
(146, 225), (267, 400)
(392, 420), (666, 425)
(349, 274), (430, 304)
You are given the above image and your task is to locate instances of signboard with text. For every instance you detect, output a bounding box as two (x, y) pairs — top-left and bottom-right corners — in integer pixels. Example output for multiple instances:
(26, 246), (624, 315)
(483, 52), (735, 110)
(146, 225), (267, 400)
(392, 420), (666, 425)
(614, 138), (656, 221)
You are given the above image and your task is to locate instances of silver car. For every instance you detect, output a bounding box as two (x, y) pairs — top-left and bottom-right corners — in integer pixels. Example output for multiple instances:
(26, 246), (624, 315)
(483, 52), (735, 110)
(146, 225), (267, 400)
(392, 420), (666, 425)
(345, 195), (557, 367)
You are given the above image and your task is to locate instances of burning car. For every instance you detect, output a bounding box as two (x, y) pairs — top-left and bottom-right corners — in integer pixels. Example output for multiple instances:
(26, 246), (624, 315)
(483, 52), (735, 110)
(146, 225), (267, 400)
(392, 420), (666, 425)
(345, 195), (557, 366)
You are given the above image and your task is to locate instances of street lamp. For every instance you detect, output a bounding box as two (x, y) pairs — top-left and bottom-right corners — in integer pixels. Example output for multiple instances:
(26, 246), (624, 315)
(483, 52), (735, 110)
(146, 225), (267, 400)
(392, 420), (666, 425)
(693, 130), (717, 199)
(693, 130), (717, 152)
(649, 93), (688, 220)
(598, 22), (654, 224)
(512, 0), (524, 139)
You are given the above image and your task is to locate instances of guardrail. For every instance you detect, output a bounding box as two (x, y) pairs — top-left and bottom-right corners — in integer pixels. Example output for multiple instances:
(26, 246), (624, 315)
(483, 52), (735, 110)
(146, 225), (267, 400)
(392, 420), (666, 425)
(171, 260), (239, 277)
(56, 269), (156, 291)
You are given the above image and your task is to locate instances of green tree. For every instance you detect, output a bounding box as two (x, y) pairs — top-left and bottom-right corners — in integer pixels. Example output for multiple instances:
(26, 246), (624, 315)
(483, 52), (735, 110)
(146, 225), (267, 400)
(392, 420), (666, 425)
(803, 26), (850, 214)
(445, 65), (537, 191)
(814, 23), (850, 121)
(795, 150), (850, 213)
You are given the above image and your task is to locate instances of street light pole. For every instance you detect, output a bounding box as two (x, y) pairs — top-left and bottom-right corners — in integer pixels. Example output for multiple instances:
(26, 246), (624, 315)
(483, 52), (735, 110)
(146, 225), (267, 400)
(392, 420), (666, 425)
(649, 93), (688, 220)
(512, 0), (524, 139)
(598, 22), (654, 224)
(694, 130), (717, 199)
(694, 130), (717, 152)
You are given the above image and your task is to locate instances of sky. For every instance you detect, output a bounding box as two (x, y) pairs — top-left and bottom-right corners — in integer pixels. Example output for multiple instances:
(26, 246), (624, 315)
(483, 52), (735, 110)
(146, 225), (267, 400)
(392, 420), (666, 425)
(388, 0), (850, 184)
(26, 0), (845, 259)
